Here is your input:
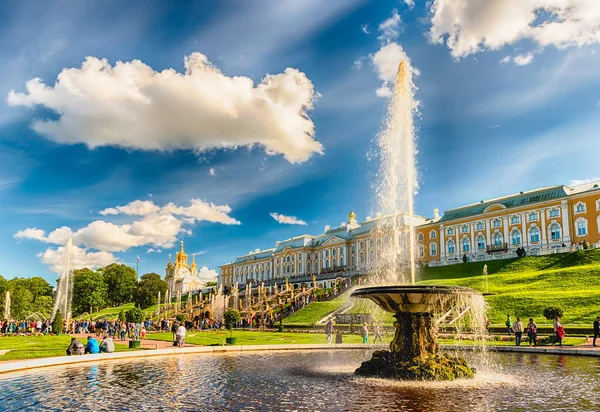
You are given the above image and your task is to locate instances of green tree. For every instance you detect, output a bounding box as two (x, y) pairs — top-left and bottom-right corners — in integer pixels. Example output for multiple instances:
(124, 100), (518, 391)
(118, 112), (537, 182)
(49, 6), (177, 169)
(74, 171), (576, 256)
(118, 309), (126, 322)
(8, 281), (34, 319)
(31, 296), (53, 317)
(52, 310), (63, 335)
(543, 307), (564, 321)
(133, 273), (168, 309)
(224, 309), (241, 338)
(125, 307), (145, 323)
(102, 263), (137, 306)
(72, 268), (107, 316)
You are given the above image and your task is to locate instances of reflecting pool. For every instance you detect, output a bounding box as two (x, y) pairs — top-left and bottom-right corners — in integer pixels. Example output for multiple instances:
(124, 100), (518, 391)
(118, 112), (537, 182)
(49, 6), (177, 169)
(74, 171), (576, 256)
(0, 350), (599, 411)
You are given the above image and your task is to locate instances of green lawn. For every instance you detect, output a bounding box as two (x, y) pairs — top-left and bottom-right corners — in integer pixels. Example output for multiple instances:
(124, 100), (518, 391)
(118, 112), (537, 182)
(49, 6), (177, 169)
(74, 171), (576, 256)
(283, 295), (347, 326)
(0, 335), (137, 361)
(419, 249), (600, 324)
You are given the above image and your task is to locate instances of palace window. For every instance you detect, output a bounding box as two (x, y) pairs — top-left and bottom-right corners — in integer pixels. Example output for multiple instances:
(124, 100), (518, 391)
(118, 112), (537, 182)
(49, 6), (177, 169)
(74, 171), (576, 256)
(377, 238), (382, 248)
(549, 208), (559, 218)
(493, 232), (503, 246)
(447, 240), (455, 255)
(476, 221), (484, 231)
(418, 244), (424, 258)
(325, 250), (329, 258)
(417, 233), (424, 241)
(369, 239), (374, 248)
(550, 223), (561, 240)
(576, 202), (586, 213)
(352, 246), (356, 253)
(511, 215), (520, 225)
(577, 218), (588, 236)
(369, 250), (374, 262)
(461, 225), (469, 234)
(332, 258), (336, 267)
(298, 263), (302, 272)
(340, 247), (344, 256)
(360, 252), (365, 263)
(493, 218), (501, 228)
(530, 227), (540, 243)
(477, 236), (486, 250)
(430, 230), (437, 239)
(325, 261), (330, 269)
(511, 230), (521, 245)
(462, 238), (470, 252)
(529, 212), (539, 222)
(430, 243), (437, 256)
(332, 248), (337, 256)
(340, 257), (345, 266)
(352, 255), (356, 266)
(447, 227), (455, 236)
(360, 241), (365, 250)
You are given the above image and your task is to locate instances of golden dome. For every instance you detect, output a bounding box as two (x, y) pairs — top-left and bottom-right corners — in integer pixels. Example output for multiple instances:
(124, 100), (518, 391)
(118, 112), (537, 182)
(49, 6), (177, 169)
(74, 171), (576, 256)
(348, 211), (356, 222)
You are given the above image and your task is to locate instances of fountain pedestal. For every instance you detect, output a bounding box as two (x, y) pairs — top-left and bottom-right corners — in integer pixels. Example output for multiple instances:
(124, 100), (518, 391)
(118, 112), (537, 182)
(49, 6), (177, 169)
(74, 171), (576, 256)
(352, 285), (479, 381)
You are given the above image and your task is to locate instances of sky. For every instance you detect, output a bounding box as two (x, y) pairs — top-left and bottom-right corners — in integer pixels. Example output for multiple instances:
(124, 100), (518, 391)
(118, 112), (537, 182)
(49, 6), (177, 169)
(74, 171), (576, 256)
(1, 0), (599, 284)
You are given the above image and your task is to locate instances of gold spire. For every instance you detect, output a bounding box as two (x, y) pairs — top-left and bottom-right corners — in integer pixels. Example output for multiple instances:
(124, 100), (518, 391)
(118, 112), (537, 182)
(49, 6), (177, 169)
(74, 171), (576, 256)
(167, 253), (172, 269)
(348, 211), (356, 223)
(191, 253), (197, 269)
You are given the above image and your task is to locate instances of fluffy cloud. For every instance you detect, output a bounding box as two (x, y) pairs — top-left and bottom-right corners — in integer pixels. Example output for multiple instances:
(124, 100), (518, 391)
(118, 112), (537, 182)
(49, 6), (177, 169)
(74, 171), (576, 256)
(147, 248), (162, 253)
(163, 199), (240, 225)
(38, 245), (117, 274)
(198, 266), (219, 282)
(7, 53), (323, 163)
(209, 168), (216, 176)
(270, 212), (308, 226)
(428, 0), (600, 58)
(372, 43), (412, 98)
(500, 53), (535, 66)
(100, 200), (160, 216)
(14, 227), (46, 241)
(378, 9), (402, 43)
(404, 0), (415, 10)
(568, 177), (600, 186)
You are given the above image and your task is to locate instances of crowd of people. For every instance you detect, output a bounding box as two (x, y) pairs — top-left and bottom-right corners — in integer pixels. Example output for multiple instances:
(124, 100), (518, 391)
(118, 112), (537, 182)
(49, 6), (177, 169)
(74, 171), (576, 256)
(66, 335), (115, 356)
(505, 314), (565, 347)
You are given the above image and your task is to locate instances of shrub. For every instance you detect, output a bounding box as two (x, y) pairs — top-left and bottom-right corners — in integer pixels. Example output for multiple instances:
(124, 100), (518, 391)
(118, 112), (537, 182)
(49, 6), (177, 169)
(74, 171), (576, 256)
(176, 314), (186, 323)
(224, 309), (241, 338)
(462, 254), (467, 263)
(125, 307), (145, 323)
(118, 309), (126, 322)
(52, 310), (63, 335)
(543, 307), (564, 321)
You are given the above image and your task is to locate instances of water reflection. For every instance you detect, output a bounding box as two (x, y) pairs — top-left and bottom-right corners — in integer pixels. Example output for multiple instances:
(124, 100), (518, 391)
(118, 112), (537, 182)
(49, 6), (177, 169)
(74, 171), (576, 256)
(0, 350), (598, 411)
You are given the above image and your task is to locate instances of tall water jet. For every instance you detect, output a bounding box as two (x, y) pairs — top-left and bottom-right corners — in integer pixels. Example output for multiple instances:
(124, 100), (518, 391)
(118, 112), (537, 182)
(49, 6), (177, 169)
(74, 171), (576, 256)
(375, 60), (418, 285)
(4, 291), (10, 320)
(51, 238), (73, 322)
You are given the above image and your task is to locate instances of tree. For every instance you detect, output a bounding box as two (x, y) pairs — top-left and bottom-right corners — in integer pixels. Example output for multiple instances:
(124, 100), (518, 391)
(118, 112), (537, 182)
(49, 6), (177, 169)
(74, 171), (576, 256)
(133, 273), (168, 309)
(118, 309), (126, 322)
(543, 307), (564, 321)
(103, 263), (138, 307)
(205, 281), (217, 287)
(224, 309), (241, 339)
(462, 254), (467, 263)
(8, 283), (34, 319)
(125, 307), (145, 323)
(52, 310), (63, 335)
(72, 268), (107, 316)
(176, 314), (186, 323)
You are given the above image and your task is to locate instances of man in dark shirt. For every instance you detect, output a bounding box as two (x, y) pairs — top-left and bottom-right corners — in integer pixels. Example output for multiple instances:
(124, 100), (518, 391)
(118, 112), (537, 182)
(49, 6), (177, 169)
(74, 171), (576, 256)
(594, 317), (600, 347)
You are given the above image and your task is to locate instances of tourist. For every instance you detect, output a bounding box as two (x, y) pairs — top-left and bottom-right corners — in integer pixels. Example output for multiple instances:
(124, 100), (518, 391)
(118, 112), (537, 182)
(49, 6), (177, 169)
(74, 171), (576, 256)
(140, 326), (147, 340)
(527, 318), (538, 347)
(85, 336), (100, 354)
(335, 330), (343, 344)
(360, 323), (369, 344)
(593, 316), (600, 347)
(505, 314), (512, 335)
(325, 320), (334, 344)
(553, 317), (561, 345)
(373, 322), (383, 344)
(552, 317), (564, 347)
(99, 335), (115, 353)
(176, 323), (186, 348)
(511, 317), (524, 346)
(66, 338), (85, 356)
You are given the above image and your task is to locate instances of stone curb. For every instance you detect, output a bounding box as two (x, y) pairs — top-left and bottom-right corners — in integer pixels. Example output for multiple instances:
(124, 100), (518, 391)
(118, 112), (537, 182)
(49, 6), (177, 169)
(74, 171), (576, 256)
(0, 344), (387, 375)
(442, 345), (600, 357)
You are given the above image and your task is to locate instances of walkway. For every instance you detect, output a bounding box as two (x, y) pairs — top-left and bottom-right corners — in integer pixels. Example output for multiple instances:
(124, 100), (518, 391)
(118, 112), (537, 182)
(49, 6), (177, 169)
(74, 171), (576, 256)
(71, 333), (198, 350)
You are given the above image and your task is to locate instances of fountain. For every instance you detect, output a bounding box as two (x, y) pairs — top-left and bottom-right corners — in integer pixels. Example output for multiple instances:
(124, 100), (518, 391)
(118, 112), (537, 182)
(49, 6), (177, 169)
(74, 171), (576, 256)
(4, 291), (10, 320)
(51, 237), (74, 323)
(352, 60), (481, 381)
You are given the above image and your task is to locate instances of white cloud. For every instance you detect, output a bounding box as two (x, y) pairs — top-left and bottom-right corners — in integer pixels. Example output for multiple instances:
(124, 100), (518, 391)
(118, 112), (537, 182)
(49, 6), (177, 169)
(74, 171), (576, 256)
(38, 245), (117, 274)
(404, 0), (415, 10)
(378, 9), (402, 43)
(100, 200), (160, 216)
(163, 199), (240, 225)
(568, 177), (600, 186)
(361, 24), (370, 34)
(371, 43), (412, 97)
(209, 167), (216, 176)
(353, 58), (364, 69)
(499, 56), (512, 65)
(147, 248), (162, 253)
(270, 212), (308, 226)
(14, 227), (46, 241)
(8, 53), (323, 163)
(428, 0), (600, 58)
(198, 266), (218, 282)
(513, 53), (535, 66)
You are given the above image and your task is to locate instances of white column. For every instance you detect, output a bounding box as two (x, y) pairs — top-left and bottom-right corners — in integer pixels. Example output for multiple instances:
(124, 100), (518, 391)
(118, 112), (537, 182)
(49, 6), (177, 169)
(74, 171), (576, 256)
(503, 216), (509, 248)
(561, 200), (571, 241)
(470, 223), (475, 255)
(521, 214), (528, 248)
(485, 220), (491, 247)
(540, 209), (547, 247)
(440, 225), (445, 261)
(455, 226), (459, 256)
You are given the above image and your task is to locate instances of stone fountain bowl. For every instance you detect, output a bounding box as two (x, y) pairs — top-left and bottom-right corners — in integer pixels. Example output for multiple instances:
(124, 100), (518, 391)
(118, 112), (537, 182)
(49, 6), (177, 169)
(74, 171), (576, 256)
(351, 285), (478, 314)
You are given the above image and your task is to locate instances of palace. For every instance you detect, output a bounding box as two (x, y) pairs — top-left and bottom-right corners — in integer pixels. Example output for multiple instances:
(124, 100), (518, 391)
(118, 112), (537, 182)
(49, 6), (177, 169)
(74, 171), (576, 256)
(165, 240), (204, 296)
(217, 180), (600, 287)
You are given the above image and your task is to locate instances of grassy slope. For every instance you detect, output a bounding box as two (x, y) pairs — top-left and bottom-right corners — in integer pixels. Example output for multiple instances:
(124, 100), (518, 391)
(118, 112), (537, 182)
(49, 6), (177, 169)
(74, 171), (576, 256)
(283, 295), (347, 325)
(0, 335), (136, 361)
(79, 303), (159, 321)
(419, 249), (600, 324)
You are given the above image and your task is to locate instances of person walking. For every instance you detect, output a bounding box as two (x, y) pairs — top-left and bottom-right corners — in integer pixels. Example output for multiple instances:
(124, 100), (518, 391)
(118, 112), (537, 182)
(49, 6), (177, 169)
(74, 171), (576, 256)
(526, 318), (538, 347)
(553, 317), (561, 346)
(325, 320), (334, 344)
(373, 322), (383, 344)
(512, 317), (524, 346)
(360, 323), (369, 344)
(505, 314), (513, 336)
(176, 323), (186, 348)
(552, 317), (564, 347)
(593, 316), (600, 347)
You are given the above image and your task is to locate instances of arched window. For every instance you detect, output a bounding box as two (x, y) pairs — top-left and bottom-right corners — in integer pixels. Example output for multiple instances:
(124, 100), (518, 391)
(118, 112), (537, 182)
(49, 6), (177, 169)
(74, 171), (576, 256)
(298, 263), (302, 273)
(377, 238), (382, 248)
(325, 260), (330, 269)
(461, 225), (469, 234)
(549, 223), (561, 240)
(340, 257), (345, 266)
(575, 202), (586, 213)
(447, 240), (455, 255)
(576, 218), (588, 236)
(369, 239), (374, 248)
(511, 215), (521, 225)
(360, 252), (365, 263)
(462, 238), (470, 252)
(332, 248), (337, 256)
(417, 233), (424, 241)
(369, 250), (374, 262)
(332, 258), (336, 267)
(549, 208), (559, 218)
(418, 244), (425, 258)
(351, 246), (356, 253)
(430, 243), (437, 256)
(530, 227), (540, 243)
(476, 221), (484, 231)
(430, 230), (437, 239)
(352, 255), (356, 266)
(477, 236), (486, 250)
(340, 247), (344, 256)
(529, 212), (539, 222)
(306, 263), (311, 273)
(511, 230), (521, 245)
(447, 227), (455, 236)
(493, 218), (501, 228)
(493, 232), (503, 246)
(325, 250), (329, 258)
(360, 241), (365, 250)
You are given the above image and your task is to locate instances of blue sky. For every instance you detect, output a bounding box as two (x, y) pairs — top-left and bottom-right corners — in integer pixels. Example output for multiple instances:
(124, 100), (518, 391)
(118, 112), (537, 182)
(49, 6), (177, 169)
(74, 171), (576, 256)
(1, 0), (599, 283)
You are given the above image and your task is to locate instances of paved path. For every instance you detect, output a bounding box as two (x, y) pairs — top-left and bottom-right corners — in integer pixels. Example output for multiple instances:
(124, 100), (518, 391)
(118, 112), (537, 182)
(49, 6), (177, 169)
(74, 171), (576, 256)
(70, 333), (198, 350)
